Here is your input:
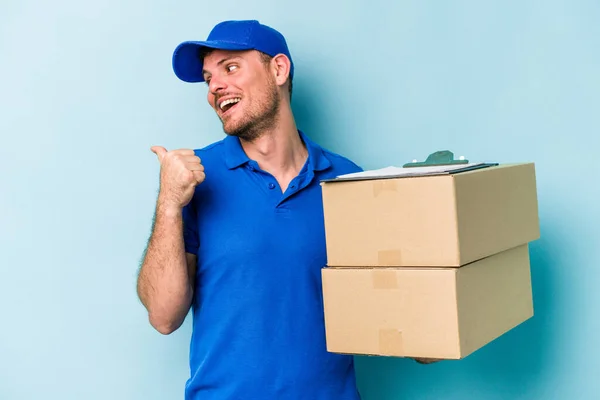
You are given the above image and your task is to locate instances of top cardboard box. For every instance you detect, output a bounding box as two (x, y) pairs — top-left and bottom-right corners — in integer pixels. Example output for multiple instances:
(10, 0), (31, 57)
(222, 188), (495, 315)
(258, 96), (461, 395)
(320, 163), (540, 267)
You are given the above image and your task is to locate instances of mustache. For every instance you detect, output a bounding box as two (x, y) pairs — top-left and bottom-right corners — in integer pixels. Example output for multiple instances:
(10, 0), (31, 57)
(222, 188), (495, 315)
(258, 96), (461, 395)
(214, 93), (242, 109)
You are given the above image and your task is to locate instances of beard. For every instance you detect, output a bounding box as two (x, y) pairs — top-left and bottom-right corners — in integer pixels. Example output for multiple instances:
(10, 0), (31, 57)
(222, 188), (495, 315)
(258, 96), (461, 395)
(220, 78), (280, 142)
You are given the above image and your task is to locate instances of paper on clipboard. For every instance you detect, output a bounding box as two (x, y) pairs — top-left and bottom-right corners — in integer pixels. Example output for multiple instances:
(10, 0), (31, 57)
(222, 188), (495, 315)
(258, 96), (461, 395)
(326, 162), (497, 182)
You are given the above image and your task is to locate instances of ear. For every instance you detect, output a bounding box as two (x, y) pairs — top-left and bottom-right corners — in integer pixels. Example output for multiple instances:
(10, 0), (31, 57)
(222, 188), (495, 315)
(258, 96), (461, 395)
(271, 54), (291, 86)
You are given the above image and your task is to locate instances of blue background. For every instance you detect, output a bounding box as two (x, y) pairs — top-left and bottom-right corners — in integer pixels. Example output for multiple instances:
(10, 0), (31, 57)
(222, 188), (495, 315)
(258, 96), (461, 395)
(1, 1), (599, 399)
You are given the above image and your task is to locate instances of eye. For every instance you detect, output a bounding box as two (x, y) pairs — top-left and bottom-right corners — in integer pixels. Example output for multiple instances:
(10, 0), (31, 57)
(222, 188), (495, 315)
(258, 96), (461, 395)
(226, 64), (239, 73)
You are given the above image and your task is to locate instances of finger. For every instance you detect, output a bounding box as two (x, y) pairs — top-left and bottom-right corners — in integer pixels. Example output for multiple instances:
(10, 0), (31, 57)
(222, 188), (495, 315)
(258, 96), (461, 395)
(173, 149), (196, 156)
(192, 171), (205, 184)
(414, 358), (440, 364)
(150, 146), (168, 162)
(186, 162), (204, 171)
(182, 155), (202, 164)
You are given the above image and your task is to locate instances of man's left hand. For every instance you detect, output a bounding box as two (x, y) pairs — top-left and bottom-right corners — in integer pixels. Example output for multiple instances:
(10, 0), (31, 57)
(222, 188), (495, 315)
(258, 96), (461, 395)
(412, 358), (443, 364)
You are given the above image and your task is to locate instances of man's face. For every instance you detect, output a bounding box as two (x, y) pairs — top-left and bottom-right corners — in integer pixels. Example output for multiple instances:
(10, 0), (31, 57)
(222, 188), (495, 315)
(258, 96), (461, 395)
(202, 49), (279, 141)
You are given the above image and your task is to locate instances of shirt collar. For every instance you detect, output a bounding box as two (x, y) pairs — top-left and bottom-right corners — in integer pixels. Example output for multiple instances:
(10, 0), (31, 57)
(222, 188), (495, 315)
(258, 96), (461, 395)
(223, 130), (331, 172)
(223, 134), (250, 169)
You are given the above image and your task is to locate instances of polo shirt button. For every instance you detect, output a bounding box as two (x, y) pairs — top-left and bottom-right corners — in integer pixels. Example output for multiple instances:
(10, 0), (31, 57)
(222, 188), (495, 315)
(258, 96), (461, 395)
(268, 183), (276, 189)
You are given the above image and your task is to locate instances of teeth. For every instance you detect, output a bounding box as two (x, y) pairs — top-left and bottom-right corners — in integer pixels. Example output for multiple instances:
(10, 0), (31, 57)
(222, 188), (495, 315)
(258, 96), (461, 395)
(219, 98), (241, 110)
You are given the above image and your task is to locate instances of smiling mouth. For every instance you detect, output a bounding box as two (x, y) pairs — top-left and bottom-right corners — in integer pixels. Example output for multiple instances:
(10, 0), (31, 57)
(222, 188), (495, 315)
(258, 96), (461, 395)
(219, 98), (241, 114)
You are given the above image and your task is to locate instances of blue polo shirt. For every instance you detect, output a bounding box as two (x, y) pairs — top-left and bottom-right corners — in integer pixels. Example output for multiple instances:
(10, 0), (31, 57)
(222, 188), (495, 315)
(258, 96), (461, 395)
(180, 130), (363, 400)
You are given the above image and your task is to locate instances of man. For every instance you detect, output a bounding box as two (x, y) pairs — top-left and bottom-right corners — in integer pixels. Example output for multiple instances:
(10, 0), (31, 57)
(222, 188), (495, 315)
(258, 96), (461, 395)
(136, 20), (364, 399)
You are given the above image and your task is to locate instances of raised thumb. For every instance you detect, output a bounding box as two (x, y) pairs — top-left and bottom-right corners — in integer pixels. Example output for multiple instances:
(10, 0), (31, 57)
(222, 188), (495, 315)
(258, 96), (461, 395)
(150, 146), (167, 162)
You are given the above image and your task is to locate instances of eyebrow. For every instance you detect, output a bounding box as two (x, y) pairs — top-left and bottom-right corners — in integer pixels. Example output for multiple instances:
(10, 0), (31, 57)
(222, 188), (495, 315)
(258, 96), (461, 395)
(202, 56), (242, 76)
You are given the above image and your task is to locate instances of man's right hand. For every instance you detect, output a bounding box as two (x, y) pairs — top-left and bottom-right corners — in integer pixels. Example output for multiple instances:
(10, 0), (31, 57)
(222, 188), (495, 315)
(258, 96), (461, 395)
(151, 146), (205, 208)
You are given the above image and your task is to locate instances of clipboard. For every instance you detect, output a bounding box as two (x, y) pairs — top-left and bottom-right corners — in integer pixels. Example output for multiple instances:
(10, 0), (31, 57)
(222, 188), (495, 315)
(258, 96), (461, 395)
(321, 150), (498, 183)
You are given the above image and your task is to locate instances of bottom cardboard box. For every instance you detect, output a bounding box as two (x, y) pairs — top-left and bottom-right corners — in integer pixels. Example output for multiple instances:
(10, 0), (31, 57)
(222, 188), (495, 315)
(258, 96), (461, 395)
(321, 244), (534, 359)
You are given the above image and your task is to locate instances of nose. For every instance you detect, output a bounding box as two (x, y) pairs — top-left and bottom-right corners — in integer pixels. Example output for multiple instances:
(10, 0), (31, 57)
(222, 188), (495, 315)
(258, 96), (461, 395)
(208, 75), (227, 95)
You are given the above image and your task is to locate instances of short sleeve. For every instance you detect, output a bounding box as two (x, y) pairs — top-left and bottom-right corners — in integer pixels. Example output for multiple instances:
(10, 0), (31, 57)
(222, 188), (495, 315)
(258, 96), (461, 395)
(181, 197), (199, 255)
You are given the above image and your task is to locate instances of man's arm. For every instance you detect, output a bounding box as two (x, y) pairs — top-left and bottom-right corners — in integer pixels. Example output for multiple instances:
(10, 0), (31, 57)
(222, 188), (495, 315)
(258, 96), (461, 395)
(137, 145), (205, 335)
(137, 202), (197, 334)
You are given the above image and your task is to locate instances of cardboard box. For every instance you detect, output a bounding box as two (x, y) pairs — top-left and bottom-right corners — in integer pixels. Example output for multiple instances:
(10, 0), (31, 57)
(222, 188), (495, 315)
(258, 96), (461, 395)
(320, 163), (540, 267)
(321, 244), (534, 359)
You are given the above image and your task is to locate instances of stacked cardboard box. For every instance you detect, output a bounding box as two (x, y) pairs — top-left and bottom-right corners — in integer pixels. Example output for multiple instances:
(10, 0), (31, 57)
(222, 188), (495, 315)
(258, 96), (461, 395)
(319, 163), (540, 360)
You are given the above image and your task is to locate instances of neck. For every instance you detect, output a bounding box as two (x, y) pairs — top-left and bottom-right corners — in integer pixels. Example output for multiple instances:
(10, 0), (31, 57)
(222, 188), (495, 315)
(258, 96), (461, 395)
(239, 105), (307, 178)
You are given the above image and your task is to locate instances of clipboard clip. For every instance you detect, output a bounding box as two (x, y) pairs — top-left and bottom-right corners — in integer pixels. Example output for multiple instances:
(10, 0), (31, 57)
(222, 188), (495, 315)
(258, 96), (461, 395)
(403, 150), (468, 168)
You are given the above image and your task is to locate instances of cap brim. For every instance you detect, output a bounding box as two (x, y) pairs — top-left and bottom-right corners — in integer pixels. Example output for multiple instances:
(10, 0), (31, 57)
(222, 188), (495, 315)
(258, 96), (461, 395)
(172, 40), (252, 83)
